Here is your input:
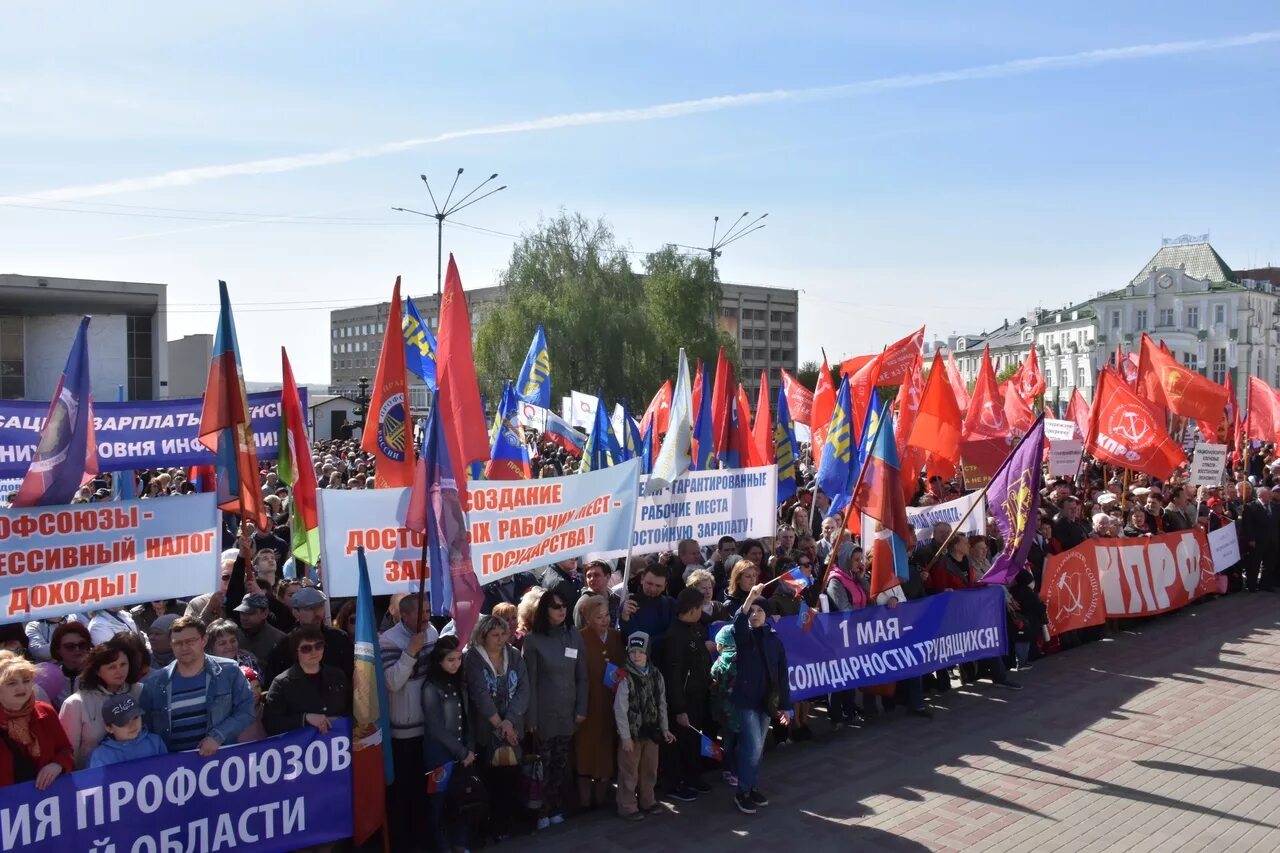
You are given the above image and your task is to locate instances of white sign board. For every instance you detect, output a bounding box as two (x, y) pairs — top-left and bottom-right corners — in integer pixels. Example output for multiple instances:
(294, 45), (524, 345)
(1208, 522), (1240, 574)
(1048, 440), (1084, 477)
(1189, 443), (1228, 487)
(1044, 418), (1079, 443)
(862, 490), (986, 547)
(570, 390), (599, 430)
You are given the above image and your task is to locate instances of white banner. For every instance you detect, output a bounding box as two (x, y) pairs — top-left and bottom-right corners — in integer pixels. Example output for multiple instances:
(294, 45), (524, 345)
(569, 390), (599, 430)
(319, 461), (642, 595)
(1044, 418), (1079, 443)
(1208, 522), (1240, 574)
(1048, 440), (1084, 476)
(518, 402), (548, 433)
(1189, 443), (1228, 487)
(591, 465), (778, 559)
(861, 490), (986, 546)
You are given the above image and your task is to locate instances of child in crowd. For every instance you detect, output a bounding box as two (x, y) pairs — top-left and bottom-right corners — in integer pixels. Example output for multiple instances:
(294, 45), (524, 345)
(613, 632), (674, 821)
(88, 696), (168, 768)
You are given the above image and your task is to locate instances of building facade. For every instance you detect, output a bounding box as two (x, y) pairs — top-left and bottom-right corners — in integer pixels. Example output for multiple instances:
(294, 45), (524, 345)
(0, 274), (168, 402)
(166, 334), (213, 399)
(329, 279), (798, 408)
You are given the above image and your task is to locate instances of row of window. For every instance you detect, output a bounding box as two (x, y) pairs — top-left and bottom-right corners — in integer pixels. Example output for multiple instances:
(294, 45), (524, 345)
(740, 327), (795, 343)
(740, 347), (794, 364)
(723, 307), (796, 324)
(333, 341), (371, 354)
(332, 322), (385, 339)
(1109, 304), (1228, 331)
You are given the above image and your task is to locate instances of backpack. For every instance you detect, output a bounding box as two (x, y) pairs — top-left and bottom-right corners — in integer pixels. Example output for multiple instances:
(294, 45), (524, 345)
(445, 764), (490, 825)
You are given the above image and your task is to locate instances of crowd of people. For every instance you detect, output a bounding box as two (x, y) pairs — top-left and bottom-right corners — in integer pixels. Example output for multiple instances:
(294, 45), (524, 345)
(0, 432), (1270, 853)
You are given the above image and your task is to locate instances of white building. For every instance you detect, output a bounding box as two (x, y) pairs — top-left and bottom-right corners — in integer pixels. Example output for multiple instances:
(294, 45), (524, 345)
(166, 334), (213, 398)
(1034, 303), (1098, 413)
(0, 274), (168, 401)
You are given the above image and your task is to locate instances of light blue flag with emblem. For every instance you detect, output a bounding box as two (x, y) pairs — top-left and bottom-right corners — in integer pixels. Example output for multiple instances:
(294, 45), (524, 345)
(774, 385), (798, 504)
(816, 376), (855, 517)
(581, 390), (622, 473)
(516, 324), (552, 409)
(402, 297), (438, 391)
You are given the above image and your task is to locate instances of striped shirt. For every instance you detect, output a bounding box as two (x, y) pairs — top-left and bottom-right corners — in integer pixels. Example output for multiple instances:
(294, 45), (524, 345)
(168, 671), (208, 752)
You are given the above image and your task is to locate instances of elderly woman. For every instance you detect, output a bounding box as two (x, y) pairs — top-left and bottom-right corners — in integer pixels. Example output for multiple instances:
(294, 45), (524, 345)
(0, 651), (74, 789)
(34, 622), (92, 711)
(512, 586), (544, 650)
(522, 591), (588, 829)
(58, 639), (144, 767)
(464, 614), (530, 842)
(573, 594), (624, 810)
(724, 559), (761, 615)
(686, 569), (730, 623)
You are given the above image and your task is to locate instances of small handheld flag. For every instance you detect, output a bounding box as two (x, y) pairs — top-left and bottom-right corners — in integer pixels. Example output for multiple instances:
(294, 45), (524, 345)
(425, 761), (455, 794)
(603, 661), (625, 692)
(699, 734), (723, 761)
(797, 601), (818, 632)
(779, 567), (811, 596)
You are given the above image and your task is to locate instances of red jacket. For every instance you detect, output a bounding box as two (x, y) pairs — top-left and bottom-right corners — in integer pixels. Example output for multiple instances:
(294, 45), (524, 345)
(0, 701), (74, 787)
(928, 555), (973, 592)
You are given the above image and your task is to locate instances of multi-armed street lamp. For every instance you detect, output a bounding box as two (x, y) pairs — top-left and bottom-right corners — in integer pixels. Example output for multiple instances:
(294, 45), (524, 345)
(393, 168), (507, 298)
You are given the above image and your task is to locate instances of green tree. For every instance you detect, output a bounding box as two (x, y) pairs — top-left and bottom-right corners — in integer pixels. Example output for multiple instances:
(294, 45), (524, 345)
(996, 363), (1020, 384)
(641, 246), (736, 380)
(796, 360), (821, 391)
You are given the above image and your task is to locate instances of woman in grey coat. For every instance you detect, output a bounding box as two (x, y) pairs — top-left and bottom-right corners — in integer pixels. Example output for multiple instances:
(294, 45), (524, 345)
(463, 614), (530, 841)
(521, 589), (588, 828)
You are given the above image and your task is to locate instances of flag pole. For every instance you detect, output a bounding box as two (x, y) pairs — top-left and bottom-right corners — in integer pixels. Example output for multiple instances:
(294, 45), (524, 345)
(817, 402), (892, 592)
(615, 462), (643, 627)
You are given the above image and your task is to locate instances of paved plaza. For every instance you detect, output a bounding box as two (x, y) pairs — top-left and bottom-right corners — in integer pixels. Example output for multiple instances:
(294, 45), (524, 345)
(521, 592), (1280, 852)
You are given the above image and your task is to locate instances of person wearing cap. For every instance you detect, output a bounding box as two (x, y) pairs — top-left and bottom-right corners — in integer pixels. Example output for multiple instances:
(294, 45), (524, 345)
(264, 587), (353, 687)
(147, 614), (179, 669)
(612, 631), (673, 821)
(88, 695), (167, 768)
(232, 593), (286, 669)
(138, 616), (256, 755)
(58, 638), (144, 767)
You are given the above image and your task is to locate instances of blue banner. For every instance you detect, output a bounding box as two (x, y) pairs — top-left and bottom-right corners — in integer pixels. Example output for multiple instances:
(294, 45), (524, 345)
(0, 390), (305, 477)
(776, 587), (1008, 700)
(0, 494), (219, 621)
(0, 720), (353, 852)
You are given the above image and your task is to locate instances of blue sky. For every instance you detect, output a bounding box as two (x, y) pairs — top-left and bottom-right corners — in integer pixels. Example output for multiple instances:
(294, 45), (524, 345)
(3, 2), (1278, 384)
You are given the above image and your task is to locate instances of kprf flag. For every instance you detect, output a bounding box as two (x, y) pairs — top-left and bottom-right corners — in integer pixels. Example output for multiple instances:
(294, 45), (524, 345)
(1003, 376), (1036, 435)
(648, 349), (693, 493)
(197, 282), (268, 528)
(752, 371), (772, 469)
(516, 324), (552, 409)
(484, 381), (532, 480)
(279, 347), (320, 564)
(964, 345), (1009, 440)
(852, 402), (910, 598)
(352, 546), (394, 844)
(402, 295), (438, 390)
(816, 376), (854, 517)
(1138, 333), (1228, 430)
(810, 355), (837, 454)
(360, 277), (416, 488)
(1087, 368), (1187, 480)
(582, 390), (622, 473)
(774, 384), (799, 504)
(13, 316), (97, 507)
(727, 385), (758, 468)
(1066, 389), (1090, 441)
(979, 415), (1045, 586)
(894, 350), (925, 460)
(407, 404), (484, 639)
(1013, 342), (1045, 400)
(945, 351), (970, 410)
(437, 255), (491, 483)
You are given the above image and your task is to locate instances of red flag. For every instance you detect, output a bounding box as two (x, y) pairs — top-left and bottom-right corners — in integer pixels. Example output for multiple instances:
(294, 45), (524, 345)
(1003, 379), (1035, 435)
(691, 359), (705, 425)
(1247, 376), (1280, 445)
(1087, 368), (1187, 480)
(908, 352), (963, 467)
(436, 256), (491, 483)
(963, 346), (1009, 439)
(641, 380), (672, 436)
(732, 385), (759, 467)
(752, 370), (772, 468)
(945, 351), (969, 411)
(849, 354), (882, 445)
(894, 351), (925, 459)
(1015, 344), (1045, 399)
(1066, 389), (1090, 442)
(711, 347), (734, 456)
(361, 277), (417, 488)
(1137, 334), (1228, 430)
(810, 356), (837, 453)
(838, 353), (877, 378)
(873, 327), (925, 386)
(781, 369), (814, 428)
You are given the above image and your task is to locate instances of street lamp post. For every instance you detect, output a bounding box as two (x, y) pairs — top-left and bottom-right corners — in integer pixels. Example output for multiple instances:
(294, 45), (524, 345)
(393, 168), (507, 299)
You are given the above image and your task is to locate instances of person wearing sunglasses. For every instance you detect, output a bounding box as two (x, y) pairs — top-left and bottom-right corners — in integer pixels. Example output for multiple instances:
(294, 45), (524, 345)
(262, 626), (350, 736)
(522, 592), (587, 829)
(34, 622), (92, 711)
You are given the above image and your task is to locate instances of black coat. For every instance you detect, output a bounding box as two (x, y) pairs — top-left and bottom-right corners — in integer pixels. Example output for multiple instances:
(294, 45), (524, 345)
(262, 664), (351, 735)
(264, 625), (354, 688)
(1241, 500), (1279, 551)
(661, 619), (712, 722)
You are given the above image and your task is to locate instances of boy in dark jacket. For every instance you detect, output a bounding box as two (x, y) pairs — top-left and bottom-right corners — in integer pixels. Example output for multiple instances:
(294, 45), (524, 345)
(661, 588), (714, 801)
(729, 584), (793, 815)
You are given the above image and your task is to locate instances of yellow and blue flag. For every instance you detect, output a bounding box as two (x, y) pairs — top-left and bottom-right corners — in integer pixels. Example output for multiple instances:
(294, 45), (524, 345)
(616, 399), (643, 463)
(815, 376), (854, 517)
(639, 421), (654, 476)
(516, 324), (552, 409)
(773, 385), (798, 504)
(692, 363), (716, 471)
(483, 381), (531, 480)
(581, 390), (622, 473)
(402, 296), (438, 391)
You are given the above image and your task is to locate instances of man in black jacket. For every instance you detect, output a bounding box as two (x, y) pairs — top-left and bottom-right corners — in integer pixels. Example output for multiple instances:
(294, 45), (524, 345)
(1052, 497), (1091, 551)
(263, 588), (354, 687)
(661, 588), (713, 802)
(1241, 487), (1279, 592)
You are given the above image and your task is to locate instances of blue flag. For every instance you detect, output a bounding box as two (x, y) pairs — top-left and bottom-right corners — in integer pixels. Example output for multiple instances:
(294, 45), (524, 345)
(581, 391), (622, 473)
(692, 365), (715, 471)
(13, 316), (98, 507)
(355, 546), (396, 784)
(815, 376), (854, 517)
(639, 421), (654, 476)
(515, 324), (551, 408)
(112, 386), (137, 502)
(615, 399), (642, 463)
(483, 381), (532, 480)
(774, 385), (798, 504)
(402, 297), (438, 390)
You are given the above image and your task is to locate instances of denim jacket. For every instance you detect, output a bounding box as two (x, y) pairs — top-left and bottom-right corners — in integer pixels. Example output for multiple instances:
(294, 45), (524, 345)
(139, 655), (255, 748)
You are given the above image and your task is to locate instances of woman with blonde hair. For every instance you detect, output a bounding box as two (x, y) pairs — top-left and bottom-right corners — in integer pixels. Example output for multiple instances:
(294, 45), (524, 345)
(724, 559), (761, 615)
(513, 586), (544, 649)
(573, 594), (624, 809)
(0, 651), (73, 789)
(686, 569), (730, 622)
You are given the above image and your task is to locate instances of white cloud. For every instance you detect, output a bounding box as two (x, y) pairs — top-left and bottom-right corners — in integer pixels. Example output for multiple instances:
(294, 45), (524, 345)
(4, 30), (1276, 205)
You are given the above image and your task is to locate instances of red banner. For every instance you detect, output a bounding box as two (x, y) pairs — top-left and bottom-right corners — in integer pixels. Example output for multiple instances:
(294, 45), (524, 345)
(1041, 528), (1216, 635)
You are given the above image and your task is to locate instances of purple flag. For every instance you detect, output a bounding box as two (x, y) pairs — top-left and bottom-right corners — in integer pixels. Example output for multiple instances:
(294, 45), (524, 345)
(979, 414), (1045, 586)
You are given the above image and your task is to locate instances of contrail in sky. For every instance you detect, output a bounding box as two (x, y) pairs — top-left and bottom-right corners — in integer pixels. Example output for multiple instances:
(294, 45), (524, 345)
(5, 30), (1277, 205)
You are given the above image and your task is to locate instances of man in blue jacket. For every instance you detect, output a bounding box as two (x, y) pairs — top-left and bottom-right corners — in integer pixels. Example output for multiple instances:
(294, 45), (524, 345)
(139, 615), (255, 755)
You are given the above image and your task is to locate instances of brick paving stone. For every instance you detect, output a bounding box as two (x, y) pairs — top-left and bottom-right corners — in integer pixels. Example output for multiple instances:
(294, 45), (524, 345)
(515, 594), (1280, 852)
